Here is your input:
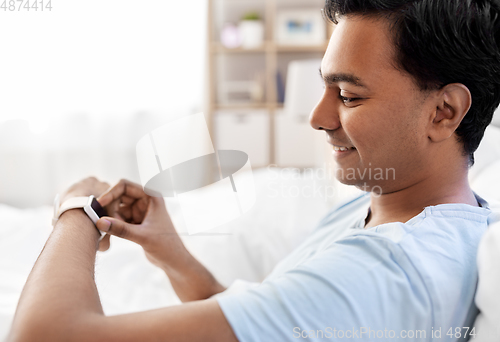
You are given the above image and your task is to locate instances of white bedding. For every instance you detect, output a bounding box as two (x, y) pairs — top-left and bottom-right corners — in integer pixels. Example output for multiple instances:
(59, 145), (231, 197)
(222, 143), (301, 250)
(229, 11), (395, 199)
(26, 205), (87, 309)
(0, 205), (53, 339)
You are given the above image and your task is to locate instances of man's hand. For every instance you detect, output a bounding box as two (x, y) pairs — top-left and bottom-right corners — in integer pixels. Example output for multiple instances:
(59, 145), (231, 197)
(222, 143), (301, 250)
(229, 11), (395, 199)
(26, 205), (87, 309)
(96, 179), (180, 267)
(96, 179), (226, 301)
(59, 177), (116, 251)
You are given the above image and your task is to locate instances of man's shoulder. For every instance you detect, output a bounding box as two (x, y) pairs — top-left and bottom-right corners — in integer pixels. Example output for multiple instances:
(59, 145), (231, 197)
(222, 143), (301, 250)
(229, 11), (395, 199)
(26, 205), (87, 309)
(341, 201), (490, 242)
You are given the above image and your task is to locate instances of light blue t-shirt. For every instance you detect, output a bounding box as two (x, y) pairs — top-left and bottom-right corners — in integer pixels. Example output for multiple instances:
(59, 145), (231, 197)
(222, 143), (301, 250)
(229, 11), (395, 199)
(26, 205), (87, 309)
(217, 193), (491, 341)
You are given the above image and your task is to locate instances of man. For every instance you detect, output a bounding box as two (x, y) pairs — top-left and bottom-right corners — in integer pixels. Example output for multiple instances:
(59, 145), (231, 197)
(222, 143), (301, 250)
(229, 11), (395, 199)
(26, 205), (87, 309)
(8, 0), (500, 341)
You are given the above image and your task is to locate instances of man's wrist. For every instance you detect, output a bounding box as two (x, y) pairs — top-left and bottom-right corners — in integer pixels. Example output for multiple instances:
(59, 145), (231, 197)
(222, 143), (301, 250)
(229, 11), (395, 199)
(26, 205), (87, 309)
(55, 209), (102, 240)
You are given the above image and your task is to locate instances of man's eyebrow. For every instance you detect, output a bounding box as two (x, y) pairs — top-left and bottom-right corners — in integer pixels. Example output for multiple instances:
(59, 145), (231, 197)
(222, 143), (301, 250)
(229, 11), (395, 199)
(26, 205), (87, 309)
(319, 68), (367, 88)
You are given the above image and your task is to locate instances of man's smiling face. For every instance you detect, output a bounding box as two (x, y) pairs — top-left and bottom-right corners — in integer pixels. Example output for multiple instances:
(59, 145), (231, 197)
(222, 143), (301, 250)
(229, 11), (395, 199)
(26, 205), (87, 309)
(310, 15), (435, 193)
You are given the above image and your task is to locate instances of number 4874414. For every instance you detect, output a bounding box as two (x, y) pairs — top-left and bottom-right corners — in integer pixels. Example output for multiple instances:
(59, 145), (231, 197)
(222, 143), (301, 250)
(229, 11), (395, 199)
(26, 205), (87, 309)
(1, 0), (52, 11)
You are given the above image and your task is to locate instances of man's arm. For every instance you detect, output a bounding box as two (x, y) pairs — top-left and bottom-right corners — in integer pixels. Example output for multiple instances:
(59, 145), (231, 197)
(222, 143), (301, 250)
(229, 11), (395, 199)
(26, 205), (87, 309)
(8, 210), (237, 342)
(8, 209), (104, 341)
(7, 179), (238, 342)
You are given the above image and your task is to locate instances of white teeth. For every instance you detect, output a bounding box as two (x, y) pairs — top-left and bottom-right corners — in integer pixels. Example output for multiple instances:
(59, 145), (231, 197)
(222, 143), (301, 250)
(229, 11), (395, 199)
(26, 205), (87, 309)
(333, 146), (349, 152)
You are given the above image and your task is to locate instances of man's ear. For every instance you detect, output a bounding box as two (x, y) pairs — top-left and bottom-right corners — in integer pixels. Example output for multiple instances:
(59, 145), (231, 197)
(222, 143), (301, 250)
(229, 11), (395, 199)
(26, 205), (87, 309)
(428, 83), (471, 143)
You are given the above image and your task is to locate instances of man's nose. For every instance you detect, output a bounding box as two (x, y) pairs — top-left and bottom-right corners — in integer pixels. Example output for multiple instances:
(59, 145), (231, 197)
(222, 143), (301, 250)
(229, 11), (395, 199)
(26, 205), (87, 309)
(309, 91), (341, 131)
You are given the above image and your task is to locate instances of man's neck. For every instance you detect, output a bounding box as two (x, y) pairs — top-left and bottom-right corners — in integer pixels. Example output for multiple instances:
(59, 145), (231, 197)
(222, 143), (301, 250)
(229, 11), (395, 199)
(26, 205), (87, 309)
(364, 168), (478, 229)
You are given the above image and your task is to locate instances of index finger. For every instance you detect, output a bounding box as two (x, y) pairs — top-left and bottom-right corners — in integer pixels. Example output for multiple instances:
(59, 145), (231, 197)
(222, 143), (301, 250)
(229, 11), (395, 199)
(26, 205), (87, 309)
(98, 179), (148, 207)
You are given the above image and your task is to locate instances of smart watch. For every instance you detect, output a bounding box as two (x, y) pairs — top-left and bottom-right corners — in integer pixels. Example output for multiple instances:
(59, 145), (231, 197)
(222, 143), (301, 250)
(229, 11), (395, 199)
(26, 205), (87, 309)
(52, 194), (108, 238)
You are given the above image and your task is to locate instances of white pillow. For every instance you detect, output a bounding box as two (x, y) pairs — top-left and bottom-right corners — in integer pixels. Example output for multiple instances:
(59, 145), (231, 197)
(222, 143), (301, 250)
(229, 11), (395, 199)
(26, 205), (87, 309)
(491, 108), (500, 129)
(469, 125), (500, 182)
(470, 151), (500, 341)
(471, 160), (500, 204)
(472, 215), (500, 342)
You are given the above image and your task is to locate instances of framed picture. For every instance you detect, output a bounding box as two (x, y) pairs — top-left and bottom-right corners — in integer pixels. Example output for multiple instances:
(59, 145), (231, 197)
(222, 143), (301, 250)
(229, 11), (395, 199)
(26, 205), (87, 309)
(276, 9), (326, 46)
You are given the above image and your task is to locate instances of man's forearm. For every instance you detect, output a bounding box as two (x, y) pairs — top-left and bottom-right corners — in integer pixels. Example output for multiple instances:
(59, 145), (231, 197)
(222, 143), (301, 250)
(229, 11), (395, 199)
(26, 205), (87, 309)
(157, 249), (226, 302)
(8, 210), (104, 341)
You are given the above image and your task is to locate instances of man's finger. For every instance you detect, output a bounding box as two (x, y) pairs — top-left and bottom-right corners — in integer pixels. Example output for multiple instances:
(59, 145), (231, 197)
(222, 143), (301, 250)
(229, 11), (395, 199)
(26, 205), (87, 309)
(118, 204), (133, 222)
(98, 234), (111, 252)
(98, 179), (147, 207)
(137, 196), (150, 212)
(132, 204), (145, 224)
(96, 217), (143, 244)
(120, 195), (136, 205)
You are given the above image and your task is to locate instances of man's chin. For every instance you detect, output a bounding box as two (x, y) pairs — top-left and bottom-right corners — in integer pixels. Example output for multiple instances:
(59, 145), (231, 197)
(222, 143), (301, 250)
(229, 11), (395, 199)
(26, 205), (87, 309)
(334, 168), (361, 186)
(335, 176), (359, 186)
(336, 178), (369, 189)
(335, 176), (385, 195)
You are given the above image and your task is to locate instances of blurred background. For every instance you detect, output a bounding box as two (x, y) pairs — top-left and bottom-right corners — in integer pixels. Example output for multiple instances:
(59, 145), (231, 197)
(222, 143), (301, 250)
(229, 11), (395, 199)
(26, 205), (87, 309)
(0, 0), (343, 208)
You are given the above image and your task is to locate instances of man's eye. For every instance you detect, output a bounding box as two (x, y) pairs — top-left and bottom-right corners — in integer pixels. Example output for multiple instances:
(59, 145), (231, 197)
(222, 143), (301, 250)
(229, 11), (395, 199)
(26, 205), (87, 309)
(339, 95), (360, 104)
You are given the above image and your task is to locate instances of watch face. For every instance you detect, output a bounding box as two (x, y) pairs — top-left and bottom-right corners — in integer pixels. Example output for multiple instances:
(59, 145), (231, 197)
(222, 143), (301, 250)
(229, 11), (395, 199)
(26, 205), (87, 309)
(91, 197), (108, 218)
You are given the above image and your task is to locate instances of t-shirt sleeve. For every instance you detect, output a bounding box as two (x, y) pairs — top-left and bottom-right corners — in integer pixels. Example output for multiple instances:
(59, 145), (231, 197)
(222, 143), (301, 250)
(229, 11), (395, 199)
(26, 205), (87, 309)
(216, 235), (432, 342)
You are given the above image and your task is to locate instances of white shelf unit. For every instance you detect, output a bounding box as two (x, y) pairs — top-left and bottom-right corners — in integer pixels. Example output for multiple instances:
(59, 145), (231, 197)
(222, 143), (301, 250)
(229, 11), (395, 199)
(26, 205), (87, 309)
(205, 0), (332, 168)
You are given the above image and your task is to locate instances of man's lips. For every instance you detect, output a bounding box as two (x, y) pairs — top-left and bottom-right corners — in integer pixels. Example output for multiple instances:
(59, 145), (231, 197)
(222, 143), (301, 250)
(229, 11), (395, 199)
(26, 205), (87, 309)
(331, 145), (356, 160)
(332, 145), (356, 152)
(326, 138), (356, 151)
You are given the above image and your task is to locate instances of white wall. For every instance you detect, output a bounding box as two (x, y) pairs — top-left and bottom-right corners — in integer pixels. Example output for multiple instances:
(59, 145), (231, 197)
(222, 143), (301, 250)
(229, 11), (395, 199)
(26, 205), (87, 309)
(0, 0), (207, 208)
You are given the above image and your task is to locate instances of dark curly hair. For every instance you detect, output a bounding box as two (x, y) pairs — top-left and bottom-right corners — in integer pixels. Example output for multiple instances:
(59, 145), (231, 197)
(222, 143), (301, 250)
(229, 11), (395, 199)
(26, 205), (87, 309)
(324, 0), (500, 165)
